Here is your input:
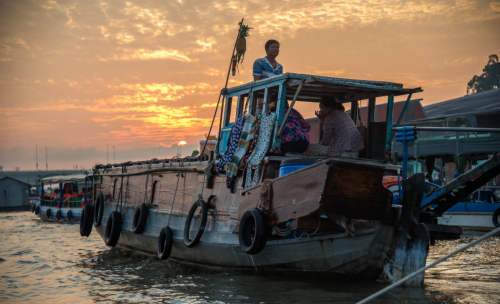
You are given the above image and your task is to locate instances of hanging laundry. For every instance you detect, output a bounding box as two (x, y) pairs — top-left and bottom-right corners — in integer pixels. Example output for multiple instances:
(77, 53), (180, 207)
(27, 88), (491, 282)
(226, 114), (256, 187)
(217, 115), (246, 173)
(239, 113), (263, 170)
(245, 112), (276, 189)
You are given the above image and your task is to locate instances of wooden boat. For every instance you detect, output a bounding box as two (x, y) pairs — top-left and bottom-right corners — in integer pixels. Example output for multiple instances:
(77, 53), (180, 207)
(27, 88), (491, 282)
(86, 73), (456, 286)
(32, 174), (92, 223)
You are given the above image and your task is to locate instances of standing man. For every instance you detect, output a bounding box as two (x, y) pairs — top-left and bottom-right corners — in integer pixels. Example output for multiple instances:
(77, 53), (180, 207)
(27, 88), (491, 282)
(253, 39), (282, 80)
(253, 40), (282, 116)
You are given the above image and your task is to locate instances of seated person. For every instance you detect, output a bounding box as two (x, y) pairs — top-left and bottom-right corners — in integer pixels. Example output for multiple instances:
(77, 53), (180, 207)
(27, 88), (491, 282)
(269, 100), (310, 153)
(52, 189), (60, 200)
(305, 96), (364, 157)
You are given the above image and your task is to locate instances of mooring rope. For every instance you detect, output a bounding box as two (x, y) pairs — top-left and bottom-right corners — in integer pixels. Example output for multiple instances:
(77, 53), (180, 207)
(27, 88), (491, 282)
(167, 170), (181, 227)
(356, 226), (500, 304)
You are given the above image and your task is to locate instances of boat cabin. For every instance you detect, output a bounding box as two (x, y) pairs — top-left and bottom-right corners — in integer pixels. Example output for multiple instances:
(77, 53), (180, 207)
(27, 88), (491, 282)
(218, 73), (422, 161)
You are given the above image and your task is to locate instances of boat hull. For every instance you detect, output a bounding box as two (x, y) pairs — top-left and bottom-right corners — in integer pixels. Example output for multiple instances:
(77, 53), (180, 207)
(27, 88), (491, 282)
(95, 203), (395, 279)
(438, 212), (497, 230)
(35, 205), (82, 223)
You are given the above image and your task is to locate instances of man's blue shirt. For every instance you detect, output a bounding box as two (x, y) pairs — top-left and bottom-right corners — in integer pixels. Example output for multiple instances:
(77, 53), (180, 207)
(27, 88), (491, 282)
(253, 57), (283, 79)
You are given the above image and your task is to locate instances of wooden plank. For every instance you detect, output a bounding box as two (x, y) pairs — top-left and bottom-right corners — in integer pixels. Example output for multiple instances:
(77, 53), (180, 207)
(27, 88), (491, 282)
(320, 166), (393, 220)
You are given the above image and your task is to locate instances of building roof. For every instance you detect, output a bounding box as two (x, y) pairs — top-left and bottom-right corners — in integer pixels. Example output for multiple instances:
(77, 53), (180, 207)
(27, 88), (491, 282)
(423, 89), (500, 119)
(0, 176), (31, 186)
(351, 99), (426, 124)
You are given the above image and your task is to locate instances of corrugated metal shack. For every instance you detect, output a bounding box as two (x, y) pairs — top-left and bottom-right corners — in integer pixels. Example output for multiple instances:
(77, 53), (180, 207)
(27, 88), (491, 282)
(0, 177), (31, 211)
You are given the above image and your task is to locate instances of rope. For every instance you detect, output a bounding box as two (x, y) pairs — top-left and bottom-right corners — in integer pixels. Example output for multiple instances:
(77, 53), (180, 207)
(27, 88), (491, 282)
(356, 226), (500, 304)
(115, 164), (126, 212)
(167, 170), (181, 227)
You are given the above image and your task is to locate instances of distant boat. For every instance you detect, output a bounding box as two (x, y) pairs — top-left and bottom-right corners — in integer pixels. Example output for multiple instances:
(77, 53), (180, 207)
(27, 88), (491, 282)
(437, 187), (500, 231)
(32, 174), (93, 223)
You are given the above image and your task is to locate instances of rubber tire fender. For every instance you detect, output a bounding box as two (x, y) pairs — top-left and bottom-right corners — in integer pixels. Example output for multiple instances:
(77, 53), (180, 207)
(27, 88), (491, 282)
(32, 203), (36, 213)
(80, 204), (94, 237)
(157, 226), (174, 260)
(67, 210), (73, 221)
(183, 199), (208, 248)
(238, 208), (268, 255)
(493, 207), (500, 228)
(56, 209), (62, 221)
(132, 203), (149, 234)
(35, 205), (40, 215)
(46, 208), (52, 219)
(94, 193), (105, 226)
(105, 211), (122, 247)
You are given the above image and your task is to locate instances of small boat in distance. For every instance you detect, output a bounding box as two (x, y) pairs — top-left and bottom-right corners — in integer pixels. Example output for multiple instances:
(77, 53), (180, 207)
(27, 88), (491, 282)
(32, 174), (93, 223)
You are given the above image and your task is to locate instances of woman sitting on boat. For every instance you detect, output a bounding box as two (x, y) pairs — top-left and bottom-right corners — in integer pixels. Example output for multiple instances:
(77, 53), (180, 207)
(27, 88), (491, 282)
(305, 96), (364, 158)
(270, 100), (310, 153)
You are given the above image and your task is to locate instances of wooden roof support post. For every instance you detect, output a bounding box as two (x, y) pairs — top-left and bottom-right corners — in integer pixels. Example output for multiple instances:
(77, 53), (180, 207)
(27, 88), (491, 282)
(223, 97), (233, 127)
(385, 93), (395, 150)
(366, 97), (376, 158)
(351, 100), (358, 124)
(272, 80), (288, 152)
(262, 87), (270, 114)
(235, 95), (244, 121)
(389, 93), (413, 144)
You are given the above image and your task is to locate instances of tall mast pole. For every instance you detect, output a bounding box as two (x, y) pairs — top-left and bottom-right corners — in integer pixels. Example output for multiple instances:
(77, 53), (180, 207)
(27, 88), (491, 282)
(45, 147), (48, 171)
(201, 18), (245, 157)
(107, 144), (109, 164)
(36, 145), (38, 171)
(113, 146), (115, 163)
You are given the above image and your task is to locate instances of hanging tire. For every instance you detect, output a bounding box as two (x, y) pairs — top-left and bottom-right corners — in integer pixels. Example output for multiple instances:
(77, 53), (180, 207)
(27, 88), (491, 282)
(80, 204), (94, 237)
(56, 209), (62, 221)
(493, 208), (500, 228)
(35, 205), (40, 215)
(183, 199), (208, 248)
(157, 226), (174, 260)
(46, 208), (52, 219)
(132, 203), (149, 234)
(105, 211), (122, 247)
(67, 210), (73, 221)
(94, 193), (105, 226)
(32, 203), (36, 213)
(238, 208), (268, 255)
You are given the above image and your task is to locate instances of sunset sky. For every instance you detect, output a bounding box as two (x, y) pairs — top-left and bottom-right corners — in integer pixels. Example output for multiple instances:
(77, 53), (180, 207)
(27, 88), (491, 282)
(1, 0), (499, 170)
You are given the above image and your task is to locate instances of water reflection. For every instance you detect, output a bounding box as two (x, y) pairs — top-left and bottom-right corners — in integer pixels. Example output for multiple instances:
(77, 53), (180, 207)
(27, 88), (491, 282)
(2, 211), (493, 303)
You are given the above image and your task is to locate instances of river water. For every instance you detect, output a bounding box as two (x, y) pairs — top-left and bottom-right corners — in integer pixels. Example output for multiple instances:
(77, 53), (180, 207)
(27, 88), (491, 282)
(1, 211), (499, 303)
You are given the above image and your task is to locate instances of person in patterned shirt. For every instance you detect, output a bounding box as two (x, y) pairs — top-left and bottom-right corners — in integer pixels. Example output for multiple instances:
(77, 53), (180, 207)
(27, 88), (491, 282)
(305, 96), (364, 158)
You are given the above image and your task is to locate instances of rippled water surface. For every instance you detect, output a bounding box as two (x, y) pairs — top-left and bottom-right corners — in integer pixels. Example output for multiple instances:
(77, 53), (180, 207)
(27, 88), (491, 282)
(1, 211), (499, 303)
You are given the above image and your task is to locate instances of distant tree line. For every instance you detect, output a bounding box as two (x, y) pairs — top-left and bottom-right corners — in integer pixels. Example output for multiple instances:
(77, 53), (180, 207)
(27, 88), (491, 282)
(467, 54), (500, 95)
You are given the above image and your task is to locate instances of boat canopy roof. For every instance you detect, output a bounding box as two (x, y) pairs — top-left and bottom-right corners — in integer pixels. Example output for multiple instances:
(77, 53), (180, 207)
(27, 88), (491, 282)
(39, 174), (89, 183)
(224, 73), (422, 102)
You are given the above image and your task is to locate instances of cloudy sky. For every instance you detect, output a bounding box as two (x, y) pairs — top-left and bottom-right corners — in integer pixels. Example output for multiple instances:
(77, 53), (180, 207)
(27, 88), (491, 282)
(0, 0), (499, 170)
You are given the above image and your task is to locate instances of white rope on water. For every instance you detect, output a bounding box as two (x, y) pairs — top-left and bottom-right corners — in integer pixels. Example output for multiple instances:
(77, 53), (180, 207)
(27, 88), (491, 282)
(356, 226), (500, 304)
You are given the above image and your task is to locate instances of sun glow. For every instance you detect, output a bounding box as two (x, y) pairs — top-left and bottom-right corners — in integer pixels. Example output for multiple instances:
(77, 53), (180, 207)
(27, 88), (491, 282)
(178, 141), (187, 145)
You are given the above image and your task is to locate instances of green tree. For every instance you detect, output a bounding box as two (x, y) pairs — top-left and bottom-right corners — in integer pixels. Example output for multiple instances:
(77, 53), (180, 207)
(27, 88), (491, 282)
(467, 54), (500, 95)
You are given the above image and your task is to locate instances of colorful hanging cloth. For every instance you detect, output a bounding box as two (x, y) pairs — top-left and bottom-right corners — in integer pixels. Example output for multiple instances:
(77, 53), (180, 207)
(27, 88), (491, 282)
(226, 114), (256, 187)
(239, 113), (263, 170)
(245, 112), (276, 189)
(217, 114), (246, 173)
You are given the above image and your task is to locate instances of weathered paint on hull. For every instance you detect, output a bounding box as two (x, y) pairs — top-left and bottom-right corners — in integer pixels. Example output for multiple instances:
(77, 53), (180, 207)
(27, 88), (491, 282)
(95, 203), (395, 279)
